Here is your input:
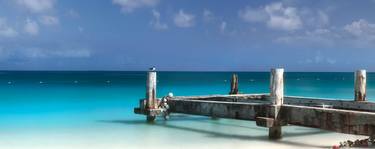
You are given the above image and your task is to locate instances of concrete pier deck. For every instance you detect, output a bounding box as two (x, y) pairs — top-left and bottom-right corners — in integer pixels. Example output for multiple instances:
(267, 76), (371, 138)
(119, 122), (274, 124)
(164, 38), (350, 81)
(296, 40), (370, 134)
(134, 68), (375, 139)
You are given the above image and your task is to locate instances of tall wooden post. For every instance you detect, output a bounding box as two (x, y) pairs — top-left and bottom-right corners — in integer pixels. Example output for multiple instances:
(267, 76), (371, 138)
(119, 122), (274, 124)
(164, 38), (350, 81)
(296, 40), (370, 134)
(270, 68), (284, 105)
(354, 70), (366, 102)
(229, 74), (239, 95)
(269, 68), (284, 139)
(146, 67), (157, 121)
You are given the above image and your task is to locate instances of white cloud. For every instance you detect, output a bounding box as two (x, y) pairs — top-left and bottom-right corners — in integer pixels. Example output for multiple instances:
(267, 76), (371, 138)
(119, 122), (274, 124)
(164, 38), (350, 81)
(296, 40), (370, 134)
(24, 18), (39, 35)
(265, 2), (302, 31)
(150, 10), (168, 30)
(239, 2), (302, 31)
(0, 18), (18, 38)
(16, 0), (59, 35)
(39, 15), (59, 26)
(174, 10), (195, 28)
(344, 19), (375, 39)
(113, 0), (159, 13)
(342, 19), (375, 48)
(17, 0), (55, 13)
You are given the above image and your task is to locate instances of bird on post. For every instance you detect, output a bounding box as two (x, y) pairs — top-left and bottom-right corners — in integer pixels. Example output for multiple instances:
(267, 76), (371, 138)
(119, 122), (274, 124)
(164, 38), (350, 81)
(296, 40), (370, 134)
(150, 66), (156, 71)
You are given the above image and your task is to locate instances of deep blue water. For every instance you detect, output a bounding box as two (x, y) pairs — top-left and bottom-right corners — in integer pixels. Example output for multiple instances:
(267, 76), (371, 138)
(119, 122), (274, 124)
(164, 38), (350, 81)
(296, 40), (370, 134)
(0, 71), (374, 132)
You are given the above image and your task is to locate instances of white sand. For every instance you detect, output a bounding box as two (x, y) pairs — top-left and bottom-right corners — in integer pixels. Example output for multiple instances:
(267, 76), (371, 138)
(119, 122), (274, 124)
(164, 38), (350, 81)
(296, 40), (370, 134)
(0, 115), (367, 149)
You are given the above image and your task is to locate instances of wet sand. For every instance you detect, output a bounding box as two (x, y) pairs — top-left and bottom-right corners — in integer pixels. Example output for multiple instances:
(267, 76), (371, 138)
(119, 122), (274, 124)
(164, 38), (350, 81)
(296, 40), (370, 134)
(0, 114), (367, 149)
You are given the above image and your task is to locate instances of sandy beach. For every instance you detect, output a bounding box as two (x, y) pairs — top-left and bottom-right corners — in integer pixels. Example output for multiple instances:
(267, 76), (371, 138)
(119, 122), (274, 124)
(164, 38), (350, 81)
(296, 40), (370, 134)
(0, 114), (367, 149)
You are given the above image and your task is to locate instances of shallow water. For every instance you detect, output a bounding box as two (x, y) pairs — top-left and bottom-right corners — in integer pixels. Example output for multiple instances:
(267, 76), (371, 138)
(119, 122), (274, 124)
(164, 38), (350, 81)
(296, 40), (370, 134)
(0, 71), (372, 149)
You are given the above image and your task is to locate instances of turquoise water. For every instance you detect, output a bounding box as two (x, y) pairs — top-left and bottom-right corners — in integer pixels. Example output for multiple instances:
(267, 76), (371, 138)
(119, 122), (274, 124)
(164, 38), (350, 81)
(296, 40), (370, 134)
(0, 71), (373, 148)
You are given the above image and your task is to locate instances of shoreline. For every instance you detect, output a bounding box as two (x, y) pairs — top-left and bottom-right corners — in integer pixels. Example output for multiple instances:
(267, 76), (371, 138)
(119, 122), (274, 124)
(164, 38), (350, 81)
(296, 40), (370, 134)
(0, 115), (368, 149)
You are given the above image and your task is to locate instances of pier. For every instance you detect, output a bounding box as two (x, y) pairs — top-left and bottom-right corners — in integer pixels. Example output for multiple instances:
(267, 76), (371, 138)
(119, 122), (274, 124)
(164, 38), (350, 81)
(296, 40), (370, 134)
(134, 68), (375, 139)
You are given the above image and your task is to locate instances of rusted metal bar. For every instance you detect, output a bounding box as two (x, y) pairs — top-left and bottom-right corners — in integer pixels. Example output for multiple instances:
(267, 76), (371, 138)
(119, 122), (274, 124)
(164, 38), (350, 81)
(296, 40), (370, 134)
(229, 74), (239, 95)
(355, 70), (367, 101)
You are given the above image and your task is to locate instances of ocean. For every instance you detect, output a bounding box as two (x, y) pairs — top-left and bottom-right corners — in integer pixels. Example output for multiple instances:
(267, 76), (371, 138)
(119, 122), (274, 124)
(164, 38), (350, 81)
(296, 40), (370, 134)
(0, 71), (372, 149)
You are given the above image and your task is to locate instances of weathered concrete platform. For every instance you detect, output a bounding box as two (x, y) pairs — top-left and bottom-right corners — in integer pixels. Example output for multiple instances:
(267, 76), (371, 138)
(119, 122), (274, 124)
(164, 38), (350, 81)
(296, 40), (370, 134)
(134, 68), (375, 139)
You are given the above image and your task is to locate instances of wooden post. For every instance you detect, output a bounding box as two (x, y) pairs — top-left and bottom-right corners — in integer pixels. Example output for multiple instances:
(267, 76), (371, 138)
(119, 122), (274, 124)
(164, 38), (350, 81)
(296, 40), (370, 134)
(269, 68), (284, 139)
(355, 70), (366, 102)
(229, 74), (239, 95)
(146, 67), (157, 121)
(270, 68), (284, 105)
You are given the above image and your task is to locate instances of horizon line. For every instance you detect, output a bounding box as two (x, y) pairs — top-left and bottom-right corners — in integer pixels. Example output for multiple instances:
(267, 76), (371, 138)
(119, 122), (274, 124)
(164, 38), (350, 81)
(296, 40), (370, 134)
(0, 70), (373, 73)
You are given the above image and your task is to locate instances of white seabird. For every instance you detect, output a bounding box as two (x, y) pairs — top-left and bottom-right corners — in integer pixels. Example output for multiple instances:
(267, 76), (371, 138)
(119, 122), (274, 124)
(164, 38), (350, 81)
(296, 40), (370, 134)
(150, 67), (156, 71)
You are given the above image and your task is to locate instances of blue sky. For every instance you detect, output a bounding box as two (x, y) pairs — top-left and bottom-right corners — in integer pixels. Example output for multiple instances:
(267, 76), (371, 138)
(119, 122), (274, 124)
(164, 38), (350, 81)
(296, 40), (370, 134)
(1, 0), (375, 71)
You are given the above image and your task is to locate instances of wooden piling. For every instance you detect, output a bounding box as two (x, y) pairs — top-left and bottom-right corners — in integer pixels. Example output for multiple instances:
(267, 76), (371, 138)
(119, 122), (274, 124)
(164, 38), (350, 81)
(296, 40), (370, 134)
(270, 68), (284, 105)
(229, 74), (239, 95)
(146, 67), (157, 121)
(269, 68), (284, 139)
(355, 70), (366, 101)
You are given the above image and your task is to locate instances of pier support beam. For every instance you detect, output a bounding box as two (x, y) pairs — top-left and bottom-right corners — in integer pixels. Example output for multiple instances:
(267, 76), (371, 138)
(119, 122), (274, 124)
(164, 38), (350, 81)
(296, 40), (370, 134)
(146, 67), (157, 121)
(355, 70), (366, 102)
(229, 74), (239, 95)
(269, 68), (284, 139)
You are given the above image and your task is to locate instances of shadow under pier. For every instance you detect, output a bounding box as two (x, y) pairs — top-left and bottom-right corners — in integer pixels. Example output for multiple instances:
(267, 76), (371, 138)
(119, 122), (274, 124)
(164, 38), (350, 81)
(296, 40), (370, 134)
(98, 115), (331, 148)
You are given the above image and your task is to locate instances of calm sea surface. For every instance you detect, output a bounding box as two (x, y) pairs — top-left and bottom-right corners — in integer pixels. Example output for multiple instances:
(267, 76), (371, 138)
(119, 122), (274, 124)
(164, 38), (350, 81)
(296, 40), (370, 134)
(0, 71), (373, 148)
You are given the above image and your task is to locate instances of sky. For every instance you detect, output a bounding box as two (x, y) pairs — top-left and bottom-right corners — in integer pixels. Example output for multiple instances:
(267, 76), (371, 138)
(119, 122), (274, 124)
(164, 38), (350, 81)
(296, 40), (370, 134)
(1, 0), (375, 71)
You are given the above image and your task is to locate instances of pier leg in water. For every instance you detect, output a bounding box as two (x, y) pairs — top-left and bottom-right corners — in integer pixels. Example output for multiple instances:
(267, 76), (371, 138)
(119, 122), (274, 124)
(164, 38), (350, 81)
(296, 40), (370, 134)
(147, 115), (156, 122)
(146, 67), (157, 122)
(229, 74), (239, 95)
(354, 69), (366, 101)
(269, 126), (282, 140)
(269, 68), (284, 139)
